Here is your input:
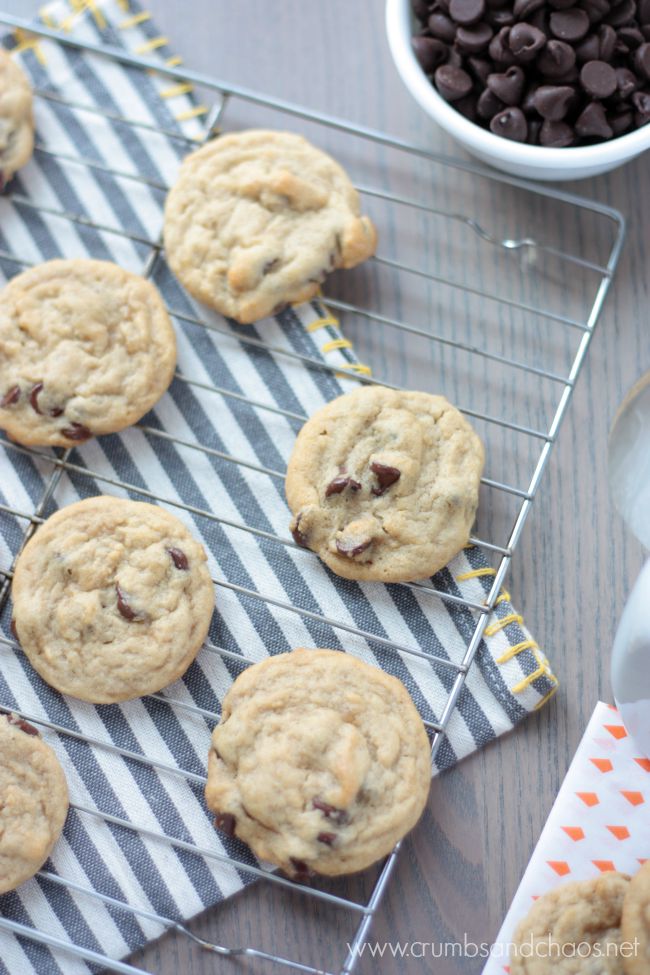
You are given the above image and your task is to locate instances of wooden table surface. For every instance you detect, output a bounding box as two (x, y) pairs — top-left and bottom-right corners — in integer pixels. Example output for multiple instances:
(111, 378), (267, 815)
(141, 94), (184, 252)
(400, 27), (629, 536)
(2, 1), (648, 973)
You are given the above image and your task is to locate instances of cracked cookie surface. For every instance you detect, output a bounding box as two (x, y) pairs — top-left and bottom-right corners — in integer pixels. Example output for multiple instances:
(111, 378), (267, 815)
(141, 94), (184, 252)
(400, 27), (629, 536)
(621, 861), (650, 975)
(0, 713), (68, 894)
(163, 129), (377, 324)
(285, 385), (485, 583)
(12, 496), (214, 703)
(0, 259), (177, 447)
(511, 873), (632, 974)
(0, 49), (34, 187)
(205, 648), (431, 877)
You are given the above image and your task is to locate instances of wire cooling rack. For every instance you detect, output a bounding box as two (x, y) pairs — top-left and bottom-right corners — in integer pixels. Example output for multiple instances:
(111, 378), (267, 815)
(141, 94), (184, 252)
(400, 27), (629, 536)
(0, 11), (626, 975)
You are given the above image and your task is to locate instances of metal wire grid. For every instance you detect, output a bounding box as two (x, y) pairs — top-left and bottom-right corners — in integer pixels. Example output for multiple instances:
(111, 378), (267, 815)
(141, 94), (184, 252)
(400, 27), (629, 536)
(0, 12), (626, 975)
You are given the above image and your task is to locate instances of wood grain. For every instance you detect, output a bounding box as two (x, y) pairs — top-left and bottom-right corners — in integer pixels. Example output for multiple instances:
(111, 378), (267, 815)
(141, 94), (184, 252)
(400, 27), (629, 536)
(2, 1), (647, 973)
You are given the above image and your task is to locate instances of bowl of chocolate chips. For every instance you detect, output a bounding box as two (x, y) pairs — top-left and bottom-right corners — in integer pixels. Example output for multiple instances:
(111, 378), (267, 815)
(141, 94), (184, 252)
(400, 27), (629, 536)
(387, 0), (650, 178)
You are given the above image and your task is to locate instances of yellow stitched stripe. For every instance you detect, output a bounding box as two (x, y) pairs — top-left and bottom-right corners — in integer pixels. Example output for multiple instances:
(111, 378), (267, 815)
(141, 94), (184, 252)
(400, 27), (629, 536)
(337, 363), (373, 376)
(495, 590), (511, 605)
(117, 0), (131, 10)
(322, 338), (353, 353)
(175, 105), (209, 121)
(511, 664), (547, 694)
(119, 11), (151, 28)
(160, 82), (194, 99)
(165, 55), (183, 67)
(84, 0), (107, 29)
(39, 7), (58, 27)
(456, 567), (496, 582)
(135, 36), (168, 54)
(307, 315), (340, 332)
(535, 684), (559, 709)
(484, 613), (523, 637)
(496, 640), (538, 664)
(13, 30), (47, 65)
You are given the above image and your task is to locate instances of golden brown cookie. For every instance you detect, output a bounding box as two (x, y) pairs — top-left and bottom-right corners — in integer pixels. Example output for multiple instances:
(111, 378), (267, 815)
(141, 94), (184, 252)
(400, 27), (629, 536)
(0, 49), (34, 187)
(285, 385), (485, 583)
(0, 259), (177, 447)
(12, 496), (215, 703)
(205, 648), (431, 878)
(163, 129), (377, 323)
(621, 861), (650, 975)
(0, 713), (68, 894)
(511, 873), (632, 974)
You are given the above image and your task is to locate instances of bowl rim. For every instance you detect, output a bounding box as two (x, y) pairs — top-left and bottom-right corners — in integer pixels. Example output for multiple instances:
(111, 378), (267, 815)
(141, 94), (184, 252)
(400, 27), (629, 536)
(386, 0), (650, 168)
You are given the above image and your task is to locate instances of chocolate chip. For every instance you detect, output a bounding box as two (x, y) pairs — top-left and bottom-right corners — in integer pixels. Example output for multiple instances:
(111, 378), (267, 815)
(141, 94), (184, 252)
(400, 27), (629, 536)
(214, 812), (236, 836)
(636, 42), (650, 80)
(456, 21), (494, 52)
(291, 512), (309, 548)
(7, 713), (39, 736)
(533, 83), (575, 118)
(289, 858), (313, 882)
(325, 475), (361, 497)
(370, 461), (402, 496)
(575, 100), (613, 137)
(609, 106), (634, 133)
(540, 118), (575, 145)
(604, 0), (636, 27)
(489, 105), (529, 138)
(336, 534), (372, 558)
(412, 35), (450, 72)
(412, 0), (432, 18)
(489, 26), (517, 62)
(29, 382), (63, 417)
(10, 618), (19, 641)
(581, 0), (610, 23)
(167, 547), (189, 570)
(633, 89), (650, 122)
(616, 66), (640, 97)
(549, 8), (589, 42)
(575, 34), (601, 63)
(312, 797), (349, 824)
(513, 0), (544, 17)
(619, 27), (644, 51)
(527, 117), (542, 141)
(1, 385), (20, 407)
(641, 0), (650, 24)
(487, 7), (515, 26)
(537, 39), (576, 77)
(429, 11), (457, 41)
(598, 24), (617, 61)
(508, 22), (546, 60)
(478, 86), (506, 117)
(434, 64), (474, 99)
(262, 258), (280, 275)
(317, 832), (336, 846)
(115, 584), (145, 622)
(60, 422), (91, 442)
(580, 59), (617, 97)
(467, 55), (492, 82)
(450, 0), (485, 25)
(487, 65), (526, 103)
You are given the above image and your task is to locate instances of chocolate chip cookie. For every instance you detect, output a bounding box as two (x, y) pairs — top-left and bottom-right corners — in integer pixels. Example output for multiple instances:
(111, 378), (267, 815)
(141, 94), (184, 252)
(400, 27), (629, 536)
(0, 712), (68, 894)
(511, 873), (632, 974)
(0, 259), (177, 447)
(11, 496), (214, 703)
(621, 861), (650, 975)
(163, 129), (377, 323)
(0, 49), (34, 188)
(285, 385), (485, 583)
(205, 648), (431, 878)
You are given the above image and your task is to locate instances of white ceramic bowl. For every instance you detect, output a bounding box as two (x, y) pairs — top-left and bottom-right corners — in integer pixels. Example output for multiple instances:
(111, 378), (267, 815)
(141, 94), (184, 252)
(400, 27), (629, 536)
(386, 0), (650, 180)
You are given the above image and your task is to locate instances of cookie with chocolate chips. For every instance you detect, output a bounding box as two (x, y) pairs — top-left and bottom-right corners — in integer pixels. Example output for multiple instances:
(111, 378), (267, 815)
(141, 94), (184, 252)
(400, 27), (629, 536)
(0, 49), (34, 189)
(0, 259), (177, 447)
(205, 648), (431, 877)
(11, 496), (214, 703)
(0, 712), (68, 894)
(163, 129), (377, 324)
(285, 385), (485, 583)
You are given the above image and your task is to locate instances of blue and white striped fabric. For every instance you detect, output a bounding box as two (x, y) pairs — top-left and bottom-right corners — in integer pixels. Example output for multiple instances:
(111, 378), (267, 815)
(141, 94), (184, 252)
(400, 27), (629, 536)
(0, 2), (559, 972)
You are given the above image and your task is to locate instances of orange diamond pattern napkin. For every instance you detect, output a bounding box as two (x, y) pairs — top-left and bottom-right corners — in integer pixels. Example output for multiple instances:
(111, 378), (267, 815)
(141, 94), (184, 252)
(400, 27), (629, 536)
(482, 701), (649, 974)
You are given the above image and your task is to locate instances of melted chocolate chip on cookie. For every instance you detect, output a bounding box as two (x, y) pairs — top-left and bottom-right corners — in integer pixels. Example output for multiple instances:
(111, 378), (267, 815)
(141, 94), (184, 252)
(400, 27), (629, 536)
(370, 461), (401, 496)
(167, 547), (189, 570)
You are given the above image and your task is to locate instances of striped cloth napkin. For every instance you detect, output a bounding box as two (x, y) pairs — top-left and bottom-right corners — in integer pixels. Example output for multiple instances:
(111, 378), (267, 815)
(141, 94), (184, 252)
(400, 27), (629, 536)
(0, 1), (559, 972)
